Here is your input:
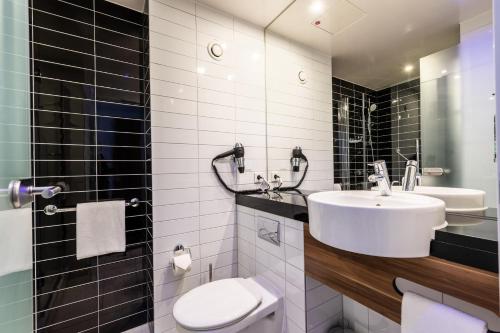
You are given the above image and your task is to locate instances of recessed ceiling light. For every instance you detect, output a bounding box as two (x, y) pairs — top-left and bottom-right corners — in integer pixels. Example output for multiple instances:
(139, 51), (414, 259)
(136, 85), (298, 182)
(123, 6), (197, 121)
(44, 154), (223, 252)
(441, 69), (447, 74)
(309, 1), (324, 14)
(403, 64), (414, 73)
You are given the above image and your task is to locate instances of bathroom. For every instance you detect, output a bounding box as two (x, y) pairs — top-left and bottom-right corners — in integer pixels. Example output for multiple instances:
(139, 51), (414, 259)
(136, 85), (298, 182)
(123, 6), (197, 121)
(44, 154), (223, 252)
(0, 0), (498, 332)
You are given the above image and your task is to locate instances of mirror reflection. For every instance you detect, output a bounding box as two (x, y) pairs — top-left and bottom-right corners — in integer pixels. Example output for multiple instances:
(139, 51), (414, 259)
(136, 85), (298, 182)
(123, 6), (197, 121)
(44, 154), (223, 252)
(266, 0), (496, 220)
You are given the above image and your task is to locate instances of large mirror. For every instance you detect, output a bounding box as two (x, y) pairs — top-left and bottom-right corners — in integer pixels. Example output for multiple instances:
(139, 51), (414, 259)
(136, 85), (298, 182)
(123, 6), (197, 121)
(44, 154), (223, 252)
(266, 0), (497, 217)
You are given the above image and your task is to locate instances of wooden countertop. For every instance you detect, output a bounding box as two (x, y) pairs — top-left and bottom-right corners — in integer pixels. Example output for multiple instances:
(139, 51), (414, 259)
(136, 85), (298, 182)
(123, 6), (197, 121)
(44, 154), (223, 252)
(304, 224), (499, 323)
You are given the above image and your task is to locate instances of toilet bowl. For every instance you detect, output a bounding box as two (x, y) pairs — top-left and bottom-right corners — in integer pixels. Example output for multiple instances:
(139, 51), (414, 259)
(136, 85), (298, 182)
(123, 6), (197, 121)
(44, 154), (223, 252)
(173, 276), (284, 333)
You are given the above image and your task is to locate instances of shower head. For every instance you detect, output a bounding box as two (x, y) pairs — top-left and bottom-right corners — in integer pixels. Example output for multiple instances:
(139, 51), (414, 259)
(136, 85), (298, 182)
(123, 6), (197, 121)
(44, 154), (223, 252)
(369, 104), (377, 112)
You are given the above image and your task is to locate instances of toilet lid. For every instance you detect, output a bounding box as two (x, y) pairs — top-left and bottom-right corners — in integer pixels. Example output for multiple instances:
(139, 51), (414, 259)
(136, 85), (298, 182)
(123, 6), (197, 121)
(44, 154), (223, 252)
(173, 278), (263, 330)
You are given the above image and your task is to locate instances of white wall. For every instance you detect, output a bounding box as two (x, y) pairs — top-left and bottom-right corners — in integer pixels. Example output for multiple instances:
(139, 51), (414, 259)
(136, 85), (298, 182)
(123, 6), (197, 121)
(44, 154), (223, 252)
(148, 0), (334, 330)
(148, 1), (266, 331)
(266, 32), (334, 191)
(237, 205), (343, 333)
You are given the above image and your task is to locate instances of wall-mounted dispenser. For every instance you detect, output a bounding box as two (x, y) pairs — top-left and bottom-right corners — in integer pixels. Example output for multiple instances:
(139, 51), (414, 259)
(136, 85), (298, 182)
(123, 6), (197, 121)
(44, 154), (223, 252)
(172, 244), (192, 275)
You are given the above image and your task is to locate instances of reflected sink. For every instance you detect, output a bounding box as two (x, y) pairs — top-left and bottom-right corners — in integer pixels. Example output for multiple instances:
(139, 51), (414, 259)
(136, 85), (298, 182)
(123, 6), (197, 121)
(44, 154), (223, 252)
(387, 186), (487, 214)
(308, 191), (446, 258)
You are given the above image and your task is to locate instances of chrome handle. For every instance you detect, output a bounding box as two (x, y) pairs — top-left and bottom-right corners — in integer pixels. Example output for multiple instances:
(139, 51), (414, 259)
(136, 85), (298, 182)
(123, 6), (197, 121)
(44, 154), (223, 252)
(422, 168), (445, 176)
(32, 185), (62, 199)
(8, 180), (63, 208)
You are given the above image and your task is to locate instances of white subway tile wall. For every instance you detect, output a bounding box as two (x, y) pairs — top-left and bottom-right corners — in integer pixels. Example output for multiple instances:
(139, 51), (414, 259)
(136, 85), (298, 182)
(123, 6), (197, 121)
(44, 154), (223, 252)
(237, 205), (343, 333)
(266, 32), (334, 190)
(237, 205), (314, 332)
(306, 276), (343, 332)
(148, 0), (266, 331)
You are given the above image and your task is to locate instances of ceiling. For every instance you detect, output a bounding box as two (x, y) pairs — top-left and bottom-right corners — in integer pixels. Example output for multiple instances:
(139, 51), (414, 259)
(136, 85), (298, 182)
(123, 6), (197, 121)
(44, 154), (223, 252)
(198, 0), (295, 27)
(267, 0), (492, 90)
(105, 0), (146, 12)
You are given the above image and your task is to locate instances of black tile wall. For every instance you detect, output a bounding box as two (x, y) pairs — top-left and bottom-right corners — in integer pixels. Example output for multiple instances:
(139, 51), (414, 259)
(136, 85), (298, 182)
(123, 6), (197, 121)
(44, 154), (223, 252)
(30, 0), (152, 332)
(332, 77), (421, 188)
(332, 77), (376, 190)
(374, 78), (421, 182)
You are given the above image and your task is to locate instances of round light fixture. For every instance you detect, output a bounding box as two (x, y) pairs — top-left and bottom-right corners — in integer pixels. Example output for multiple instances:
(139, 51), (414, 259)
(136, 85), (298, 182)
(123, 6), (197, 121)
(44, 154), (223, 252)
(403, 64), (414, 73)
(208, 41), (224, 61)
(309, 1), (324, 14)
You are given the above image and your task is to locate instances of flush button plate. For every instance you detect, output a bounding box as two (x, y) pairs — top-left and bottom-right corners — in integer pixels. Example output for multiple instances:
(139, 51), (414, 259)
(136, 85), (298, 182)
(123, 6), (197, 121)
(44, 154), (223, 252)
(257, 216), (280, 246)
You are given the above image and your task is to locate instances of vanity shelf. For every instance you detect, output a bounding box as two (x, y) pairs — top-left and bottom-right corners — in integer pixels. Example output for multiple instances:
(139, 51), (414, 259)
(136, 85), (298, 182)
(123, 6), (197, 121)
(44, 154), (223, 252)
(304, 224), (499, 323)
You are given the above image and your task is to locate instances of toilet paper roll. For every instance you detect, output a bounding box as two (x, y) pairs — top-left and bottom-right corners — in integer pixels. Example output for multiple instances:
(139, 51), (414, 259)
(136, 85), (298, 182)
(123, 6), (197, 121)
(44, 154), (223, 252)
(173, 253), (192, 272)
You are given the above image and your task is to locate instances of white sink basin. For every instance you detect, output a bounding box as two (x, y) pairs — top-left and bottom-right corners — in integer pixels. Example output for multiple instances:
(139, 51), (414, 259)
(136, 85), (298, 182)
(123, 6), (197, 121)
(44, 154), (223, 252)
(387, 186), (487, 214)
(308, 191), (446, 258)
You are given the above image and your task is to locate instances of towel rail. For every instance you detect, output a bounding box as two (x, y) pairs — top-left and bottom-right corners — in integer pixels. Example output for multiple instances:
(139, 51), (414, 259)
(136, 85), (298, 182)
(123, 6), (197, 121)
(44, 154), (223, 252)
(43, 198), (140, 216)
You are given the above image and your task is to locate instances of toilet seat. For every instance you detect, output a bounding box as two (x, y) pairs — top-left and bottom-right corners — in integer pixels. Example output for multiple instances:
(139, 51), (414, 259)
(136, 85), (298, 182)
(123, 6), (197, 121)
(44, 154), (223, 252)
(173, 278), (263, 331)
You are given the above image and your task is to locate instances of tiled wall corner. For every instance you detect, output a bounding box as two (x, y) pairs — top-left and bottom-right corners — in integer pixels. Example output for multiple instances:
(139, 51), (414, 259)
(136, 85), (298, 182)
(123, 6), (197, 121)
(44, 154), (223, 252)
(148, 1), (266, 331)
(266, 32), (334, 191)
(305, 276), (343, 333)
(332, 76), (421, 189)
(343, 296), (401, 333)
(236, 205), (308, 332)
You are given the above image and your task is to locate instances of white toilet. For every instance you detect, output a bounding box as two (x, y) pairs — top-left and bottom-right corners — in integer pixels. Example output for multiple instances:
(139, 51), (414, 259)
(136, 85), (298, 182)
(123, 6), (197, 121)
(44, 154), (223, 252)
(173, 276), (284, 333)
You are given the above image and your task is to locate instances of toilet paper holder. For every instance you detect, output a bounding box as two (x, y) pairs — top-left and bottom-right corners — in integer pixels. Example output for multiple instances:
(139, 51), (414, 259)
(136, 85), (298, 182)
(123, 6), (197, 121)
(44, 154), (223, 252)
(172, 244), (191, 271)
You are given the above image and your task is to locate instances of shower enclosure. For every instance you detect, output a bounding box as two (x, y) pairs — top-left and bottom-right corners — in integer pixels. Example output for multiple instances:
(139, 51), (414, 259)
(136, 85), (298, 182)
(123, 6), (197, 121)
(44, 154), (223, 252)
(333, 77), (422, 190)
(332, 78), (377, 190)
(0, 0), (33, 331)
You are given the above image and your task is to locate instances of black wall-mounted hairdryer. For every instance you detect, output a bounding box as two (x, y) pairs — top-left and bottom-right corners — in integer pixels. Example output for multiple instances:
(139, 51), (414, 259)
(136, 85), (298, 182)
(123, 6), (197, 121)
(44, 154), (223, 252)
(291, 146), (307, 172)
(213, 142), (245, 173)
(212, 143), (260, 194)
(273, 146), (309, 191)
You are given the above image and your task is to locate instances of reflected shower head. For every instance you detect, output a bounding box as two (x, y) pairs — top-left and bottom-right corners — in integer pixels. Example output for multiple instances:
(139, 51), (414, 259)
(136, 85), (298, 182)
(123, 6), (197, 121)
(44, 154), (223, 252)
(369, 104), (377, 112)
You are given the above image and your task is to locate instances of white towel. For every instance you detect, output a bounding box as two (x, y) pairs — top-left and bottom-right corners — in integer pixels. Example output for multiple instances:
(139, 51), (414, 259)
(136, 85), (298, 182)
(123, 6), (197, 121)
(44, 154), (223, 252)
(76, 201), (126, 260)
(402, 292), (487, 333)
(0, 208), (32, 277)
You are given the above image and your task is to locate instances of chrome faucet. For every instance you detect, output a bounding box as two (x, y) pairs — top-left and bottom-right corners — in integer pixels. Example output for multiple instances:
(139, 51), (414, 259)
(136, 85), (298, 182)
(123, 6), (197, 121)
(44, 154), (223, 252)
(396, 139), (422, 190)
(368, 160), (392, 196)
(401, 160), (419, 191)
(256, 175), (271, 192)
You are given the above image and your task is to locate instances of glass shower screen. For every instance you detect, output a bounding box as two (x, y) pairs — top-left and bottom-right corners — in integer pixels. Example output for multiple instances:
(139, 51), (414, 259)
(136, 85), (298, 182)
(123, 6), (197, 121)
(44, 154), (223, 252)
(0, 0), (33, 331)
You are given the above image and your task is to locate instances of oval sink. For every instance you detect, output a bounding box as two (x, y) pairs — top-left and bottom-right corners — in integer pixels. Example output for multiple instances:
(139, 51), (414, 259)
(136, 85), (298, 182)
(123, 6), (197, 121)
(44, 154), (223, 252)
(308, 191), (446, 258)
(387, 186), (487, 214)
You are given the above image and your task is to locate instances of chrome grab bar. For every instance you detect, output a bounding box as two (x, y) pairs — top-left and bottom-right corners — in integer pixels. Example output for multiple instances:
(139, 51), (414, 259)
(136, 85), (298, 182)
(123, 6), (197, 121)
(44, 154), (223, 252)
(8, 180), (64, 208)
(43, 198), (140, 216)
